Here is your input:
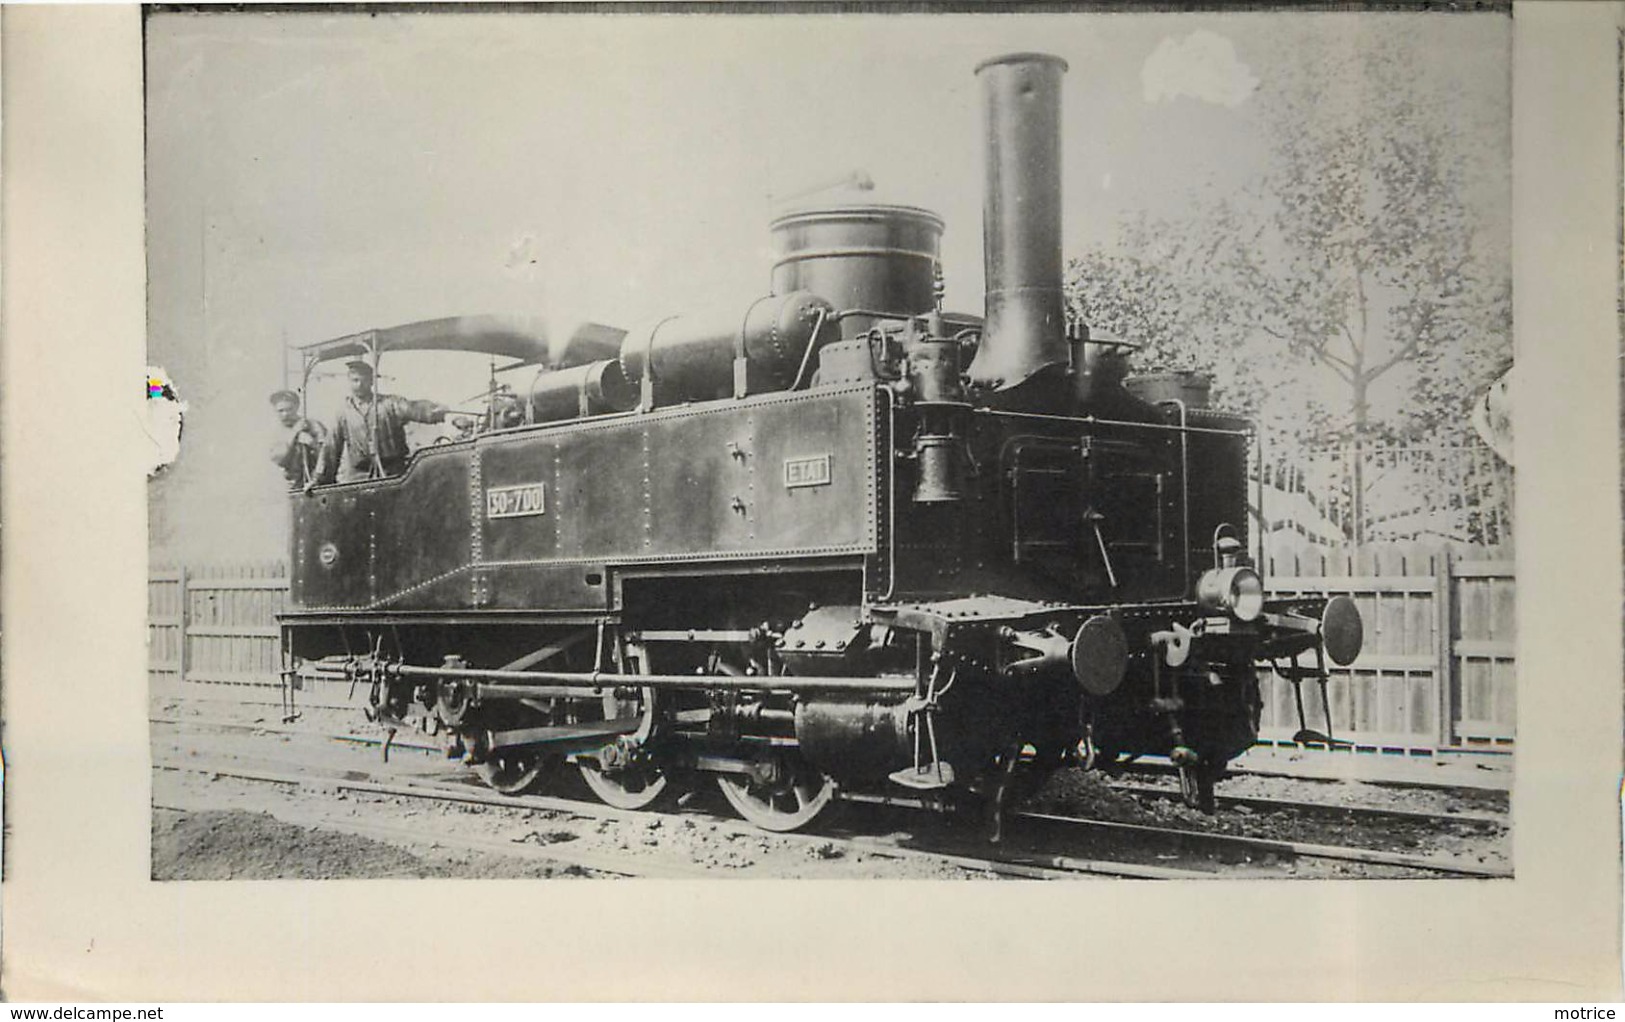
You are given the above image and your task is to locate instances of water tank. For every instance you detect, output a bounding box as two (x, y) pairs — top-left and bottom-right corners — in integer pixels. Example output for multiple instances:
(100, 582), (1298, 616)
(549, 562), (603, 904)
(769, 203), (944, 339)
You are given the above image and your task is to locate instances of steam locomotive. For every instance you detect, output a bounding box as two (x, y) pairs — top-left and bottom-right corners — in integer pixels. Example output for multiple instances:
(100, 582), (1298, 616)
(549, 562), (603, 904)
(280, 53), (1361, 835)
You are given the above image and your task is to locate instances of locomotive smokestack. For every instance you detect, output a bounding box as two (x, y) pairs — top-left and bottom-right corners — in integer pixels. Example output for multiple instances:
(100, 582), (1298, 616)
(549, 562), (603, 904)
(967, 53), (1070, 402)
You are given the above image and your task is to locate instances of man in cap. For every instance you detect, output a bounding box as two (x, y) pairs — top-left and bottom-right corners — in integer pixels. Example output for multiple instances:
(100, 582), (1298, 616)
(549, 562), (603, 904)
(312, 359), (448, 485)
(268, 389), (326, 489)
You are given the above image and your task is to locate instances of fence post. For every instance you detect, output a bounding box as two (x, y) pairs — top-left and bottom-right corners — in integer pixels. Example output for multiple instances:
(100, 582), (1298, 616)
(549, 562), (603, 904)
(177, 565), (191, 686)
(1434, 546), (1454, 750)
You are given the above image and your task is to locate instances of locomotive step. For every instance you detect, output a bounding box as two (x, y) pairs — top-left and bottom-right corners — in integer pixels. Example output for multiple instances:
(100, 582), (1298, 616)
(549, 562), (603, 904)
(889, 762), (958, 791)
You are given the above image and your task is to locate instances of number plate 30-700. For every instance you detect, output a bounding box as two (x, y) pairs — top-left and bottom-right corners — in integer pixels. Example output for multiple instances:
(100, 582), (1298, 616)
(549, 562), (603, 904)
(486, 482), (547, 519)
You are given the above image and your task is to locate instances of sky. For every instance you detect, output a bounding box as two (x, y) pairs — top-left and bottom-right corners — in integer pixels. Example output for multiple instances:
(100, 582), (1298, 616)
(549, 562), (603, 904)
(145, 9), (1511, 561)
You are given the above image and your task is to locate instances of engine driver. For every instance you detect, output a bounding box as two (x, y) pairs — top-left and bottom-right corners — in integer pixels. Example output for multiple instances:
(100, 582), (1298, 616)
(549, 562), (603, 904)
(311, 359), (449, 486)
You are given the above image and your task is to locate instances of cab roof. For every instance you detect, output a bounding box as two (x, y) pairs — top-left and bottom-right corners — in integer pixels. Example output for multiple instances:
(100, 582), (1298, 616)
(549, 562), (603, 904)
(298, 314), (627, 370)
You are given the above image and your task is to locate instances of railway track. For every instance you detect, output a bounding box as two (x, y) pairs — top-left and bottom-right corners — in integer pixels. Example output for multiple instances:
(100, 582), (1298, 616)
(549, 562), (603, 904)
(152, 713), (1510, 879)
(1117, 757), (1512, 803)
(1012, 810), (1510, 878)
(154, 761), (704, 879)
(152, 750), (1214, 880)
(1105, 780), (1509, 830)
(155, 711), (1509, 808)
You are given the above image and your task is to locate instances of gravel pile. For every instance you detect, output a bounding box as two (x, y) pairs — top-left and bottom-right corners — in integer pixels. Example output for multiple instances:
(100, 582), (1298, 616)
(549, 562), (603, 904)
(151, 808), (600, 880)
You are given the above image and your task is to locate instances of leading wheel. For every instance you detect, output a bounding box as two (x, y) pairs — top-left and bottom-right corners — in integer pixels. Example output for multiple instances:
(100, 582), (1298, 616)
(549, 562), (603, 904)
(476, 749), (545, 795)
(716, 754), (836, 833)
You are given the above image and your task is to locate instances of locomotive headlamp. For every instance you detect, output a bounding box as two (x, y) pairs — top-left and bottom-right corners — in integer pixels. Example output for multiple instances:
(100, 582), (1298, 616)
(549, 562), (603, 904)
(1196, 566), (1264, 622)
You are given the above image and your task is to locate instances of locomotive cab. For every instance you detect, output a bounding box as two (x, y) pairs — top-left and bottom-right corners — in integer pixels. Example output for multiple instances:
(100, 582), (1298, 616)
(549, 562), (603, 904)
(292, 314), (634, 462)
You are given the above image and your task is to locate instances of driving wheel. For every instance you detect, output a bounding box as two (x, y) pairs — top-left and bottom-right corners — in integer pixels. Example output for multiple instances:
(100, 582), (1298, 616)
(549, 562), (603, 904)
(716, 753), (836, 833)
(576, 682), (678, 811)
(578, 758), (674, 810)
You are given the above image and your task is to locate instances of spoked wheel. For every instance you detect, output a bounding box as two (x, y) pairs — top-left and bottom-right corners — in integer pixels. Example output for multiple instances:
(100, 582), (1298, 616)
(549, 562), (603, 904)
(476, 749), (546, 796)
(578, 759), (675, 811)
(576, 682), (678, 811)
(716, 753), (836, 833)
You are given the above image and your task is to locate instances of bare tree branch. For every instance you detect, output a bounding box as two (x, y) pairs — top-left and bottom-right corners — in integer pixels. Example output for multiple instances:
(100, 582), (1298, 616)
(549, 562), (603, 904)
(1313, 349), (1355, 384)
(1365, 335), (1423, 381)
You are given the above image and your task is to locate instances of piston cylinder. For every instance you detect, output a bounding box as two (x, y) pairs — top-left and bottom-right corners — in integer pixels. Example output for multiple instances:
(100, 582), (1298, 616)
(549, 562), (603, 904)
(619, 291), (837, 406)
(527, 359), (638, 423)
(770, 204), (945, 339)
(793, 698), (911, 783)
(967, 53), (1071, 398)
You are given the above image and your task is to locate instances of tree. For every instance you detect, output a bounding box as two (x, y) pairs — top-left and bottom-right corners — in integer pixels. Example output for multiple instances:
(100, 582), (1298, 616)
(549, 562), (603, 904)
(1213, 31), (1508, 444)
(1067, 23), (1512, 541)
(1068, 211), (1337, 454)
(1071, 27), (1509, 441)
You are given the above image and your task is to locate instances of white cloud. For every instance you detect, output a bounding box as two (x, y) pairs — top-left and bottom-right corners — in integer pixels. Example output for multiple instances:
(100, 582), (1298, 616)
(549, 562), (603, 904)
(1142, 30), (1259, 109)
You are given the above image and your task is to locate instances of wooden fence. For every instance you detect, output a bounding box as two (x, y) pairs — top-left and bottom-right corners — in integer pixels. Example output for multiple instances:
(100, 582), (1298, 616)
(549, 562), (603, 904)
(1257, 542), (1515, 755)
(149, 561), (290, 700)
(149, 545), (1514, 756)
